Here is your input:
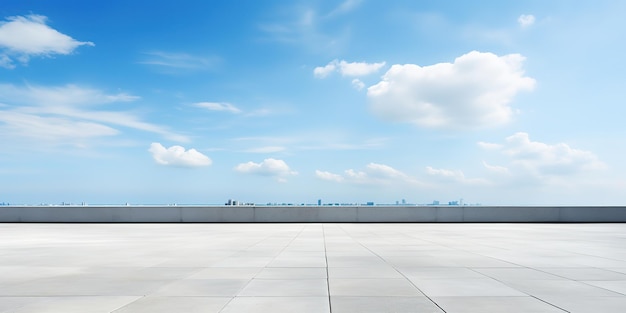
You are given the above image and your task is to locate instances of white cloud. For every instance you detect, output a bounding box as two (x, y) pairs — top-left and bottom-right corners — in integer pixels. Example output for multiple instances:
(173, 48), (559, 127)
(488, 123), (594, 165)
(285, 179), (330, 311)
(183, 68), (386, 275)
(140, 51), (218, 71)
(518, 14), (536, 28)
(368, 51), (535, 129)
(426, 166), (488, 185)
(234, 158), (298, 179)
(366, 163), (408, 179)
(477, 141), (503, 150)
(338, 60), (386, 76)
(481, 132), (605, 178)
(482, 161), (510, 174)
(0, 14), (94, 68)
(313, 62), (336, 78)
(194, 102), (241, 114)
(149, 143), (212, 167)
(315, 170), (344, 182)
(316, 163), (417, 185)
(314, 59), (386, 78)
(0, 111), (118, 140)
(0, 83), (188, 144)
(351, 79), (365, 90)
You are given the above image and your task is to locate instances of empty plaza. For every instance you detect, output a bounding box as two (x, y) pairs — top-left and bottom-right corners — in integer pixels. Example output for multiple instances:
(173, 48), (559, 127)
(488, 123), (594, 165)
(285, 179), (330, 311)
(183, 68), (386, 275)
(1, 223), (626, 312)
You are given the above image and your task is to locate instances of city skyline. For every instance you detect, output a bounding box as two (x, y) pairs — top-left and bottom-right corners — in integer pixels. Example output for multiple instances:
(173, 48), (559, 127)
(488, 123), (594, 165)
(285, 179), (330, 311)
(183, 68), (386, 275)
(1, 1), (625, 205)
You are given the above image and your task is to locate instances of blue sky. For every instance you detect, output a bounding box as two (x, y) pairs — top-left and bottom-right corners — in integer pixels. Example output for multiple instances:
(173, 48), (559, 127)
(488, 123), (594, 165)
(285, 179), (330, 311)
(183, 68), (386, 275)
(1, 0), (625, 205)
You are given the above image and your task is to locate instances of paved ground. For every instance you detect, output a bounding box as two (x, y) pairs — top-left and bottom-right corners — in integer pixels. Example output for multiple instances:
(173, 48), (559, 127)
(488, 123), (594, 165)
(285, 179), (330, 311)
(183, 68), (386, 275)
(0, 223), (625, 312)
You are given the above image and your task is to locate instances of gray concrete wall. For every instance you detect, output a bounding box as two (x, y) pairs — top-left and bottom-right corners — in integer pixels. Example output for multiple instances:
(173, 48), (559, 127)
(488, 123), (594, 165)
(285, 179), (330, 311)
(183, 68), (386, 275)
(1, 206), (626, 222)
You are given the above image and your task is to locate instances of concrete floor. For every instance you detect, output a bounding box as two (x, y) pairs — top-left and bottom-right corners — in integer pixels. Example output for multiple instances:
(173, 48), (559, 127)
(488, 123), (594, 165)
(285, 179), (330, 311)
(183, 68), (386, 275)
(0, 223), (625, 312)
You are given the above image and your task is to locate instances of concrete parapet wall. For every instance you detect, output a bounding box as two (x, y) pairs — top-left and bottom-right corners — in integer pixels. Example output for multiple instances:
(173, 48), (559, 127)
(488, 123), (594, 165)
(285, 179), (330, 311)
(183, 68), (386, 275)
(2, 206), (626, 222)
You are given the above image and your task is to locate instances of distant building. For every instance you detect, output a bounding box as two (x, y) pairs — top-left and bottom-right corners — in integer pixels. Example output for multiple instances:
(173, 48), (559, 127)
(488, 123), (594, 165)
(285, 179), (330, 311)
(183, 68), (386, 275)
(226, 199), (239, 206)
(432, 200), (440, 205)
(318, 199), (322, 206)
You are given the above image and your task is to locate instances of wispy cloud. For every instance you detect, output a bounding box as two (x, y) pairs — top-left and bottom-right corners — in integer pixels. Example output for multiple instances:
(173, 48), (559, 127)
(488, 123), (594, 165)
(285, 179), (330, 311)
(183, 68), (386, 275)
(244, 146), (286, 153)
(193, 102), (242, 114)
(518, 14), (536, 28)
(326, 0), (364, 17)
(0, 14), (94, 69)
(258, 6), (349, 54)
(140, 51), (219, 72)
(0, 83), (189, 145)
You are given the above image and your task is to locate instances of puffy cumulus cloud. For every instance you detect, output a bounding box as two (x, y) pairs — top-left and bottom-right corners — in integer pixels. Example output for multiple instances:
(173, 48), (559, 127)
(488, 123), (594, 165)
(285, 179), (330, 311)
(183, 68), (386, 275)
(0, 83), (188, 144)
(315, 170), (344, 182)
(193, 102), (241, 114)
(148, 143), (212, 167)
(518, 14), (535, 28)
(234, 158), (298, 180)
(313, 62), (336, 78)
(0, 14), (94, 68)
(368, 51), (535, 129)
(316, 163), (417, 185)
(426, 166), (488, 185)
(481, 132), (605, 177)
(314, 59), (386, 78)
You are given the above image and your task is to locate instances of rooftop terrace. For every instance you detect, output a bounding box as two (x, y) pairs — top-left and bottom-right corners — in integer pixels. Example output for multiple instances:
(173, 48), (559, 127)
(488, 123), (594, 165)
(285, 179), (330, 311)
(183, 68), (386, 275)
(1, 223), (625, 312)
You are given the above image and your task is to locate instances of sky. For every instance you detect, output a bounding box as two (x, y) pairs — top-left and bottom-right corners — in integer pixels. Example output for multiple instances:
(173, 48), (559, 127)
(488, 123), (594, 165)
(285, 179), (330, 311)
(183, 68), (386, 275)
(1, 0), (625, 205)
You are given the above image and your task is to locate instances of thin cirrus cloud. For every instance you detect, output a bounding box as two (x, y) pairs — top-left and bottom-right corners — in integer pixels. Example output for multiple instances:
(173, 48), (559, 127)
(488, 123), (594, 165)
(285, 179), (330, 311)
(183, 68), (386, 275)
(367, 51), (535, 130)
(326, 0), (363, 17)
(149, 143), (212, 167)
(193, 102), (242, 114)
(0, 14), (94, 69)
(314, 59), (386, 78)
(139, 51), (218, 71)
(234, 158), (297, 182)
(481, 132), (605, 178)
(0, 83), (189, 144)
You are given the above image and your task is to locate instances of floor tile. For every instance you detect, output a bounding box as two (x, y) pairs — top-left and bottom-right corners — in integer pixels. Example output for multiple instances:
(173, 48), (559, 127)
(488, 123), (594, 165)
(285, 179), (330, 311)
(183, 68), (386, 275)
(538, 268), (626, 281)
(238, 279), (328, 296)
(256, 267), (327, 279)
(219, 297), (329, 313)
(331, 296), (443, 313)
(186, 267), (261, 280)
(112, 296), (231, 313)
(151, 279), (249, 296)
(432, 296), (566, 313)
(503, 280), (622, 297)
(9, 296), (140, 313)
(536, 296), (626, 313)
(412, 278), (527, 297)
(329, 278), (422, 296)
